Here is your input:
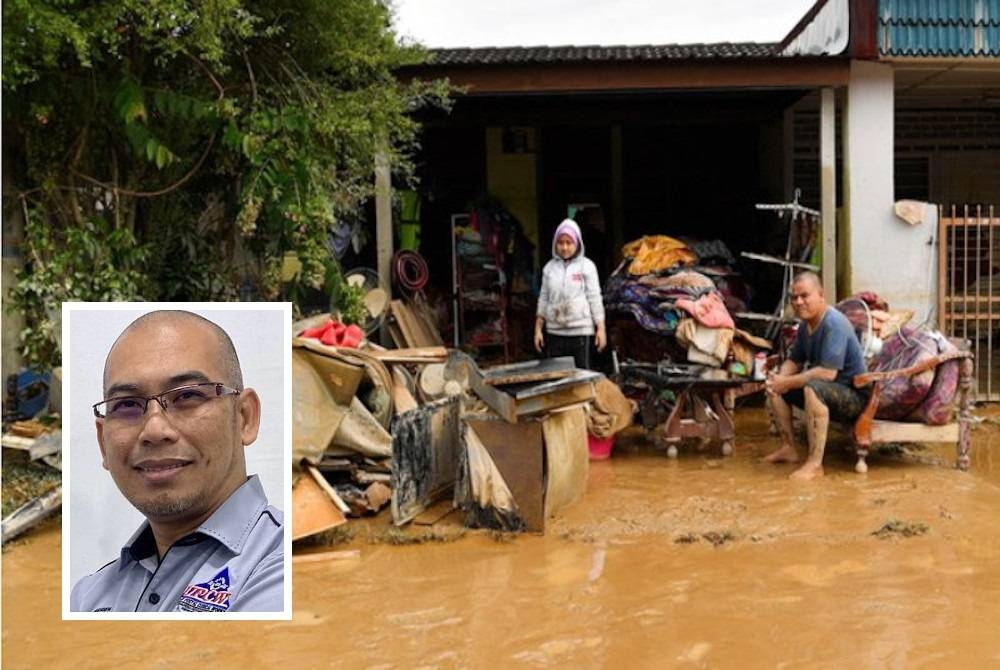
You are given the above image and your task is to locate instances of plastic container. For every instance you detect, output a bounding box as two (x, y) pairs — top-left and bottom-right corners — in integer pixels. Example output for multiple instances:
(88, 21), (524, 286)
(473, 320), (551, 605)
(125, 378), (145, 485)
(588, 434), (615, 460)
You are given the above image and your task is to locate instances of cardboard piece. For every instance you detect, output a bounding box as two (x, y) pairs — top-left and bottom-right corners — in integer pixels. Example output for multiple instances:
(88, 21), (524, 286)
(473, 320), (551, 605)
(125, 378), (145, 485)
(541, 405), (589, 518)
(293, 350), (350, 464)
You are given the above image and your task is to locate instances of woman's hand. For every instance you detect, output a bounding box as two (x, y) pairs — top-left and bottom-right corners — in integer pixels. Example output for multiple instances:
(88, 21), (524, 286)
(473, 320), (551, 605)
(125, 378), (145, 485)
(534, 329), (545, 352)
(595, 323), (607, 352)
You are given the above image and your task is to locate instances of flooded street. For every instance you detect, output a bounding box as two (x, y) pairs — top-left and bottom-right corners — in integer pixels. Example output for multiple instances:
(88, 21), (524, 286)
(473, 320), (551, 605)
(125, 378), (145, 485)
(5, 405), (1000, 668)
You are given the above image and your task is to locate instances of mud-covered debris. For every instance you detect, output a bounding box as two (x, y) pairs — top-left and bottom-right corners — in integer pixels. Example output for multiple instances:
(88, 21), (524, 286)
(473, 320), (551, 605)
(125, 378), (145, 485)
(872, 519), (929, 539)
(295, 524), (357, 548)
(487, 530), (517, 543)
(674, 530), (737, 547)
(701, 530), (736, 547)
(368, 527), (466, 546)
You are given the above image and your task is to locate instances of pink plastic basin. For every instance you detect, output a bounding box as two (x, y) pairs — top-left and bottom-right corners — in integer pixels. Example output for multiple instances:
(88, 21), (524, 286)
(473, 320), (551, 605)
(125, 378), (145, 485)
(588, 434), (615, 460)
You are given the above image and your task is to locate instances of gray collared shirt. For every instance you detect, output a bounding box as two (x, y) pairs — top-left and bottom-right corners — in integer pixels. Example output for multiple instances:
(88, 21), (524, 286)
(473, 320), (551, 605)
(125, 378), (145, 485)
(71, 475), (283, 612)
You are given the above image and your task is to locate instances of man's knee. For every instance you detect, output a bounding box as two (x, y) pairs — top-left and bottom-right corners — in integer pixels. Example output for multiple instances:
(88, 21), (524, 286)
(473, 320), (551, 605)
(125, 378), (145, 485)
(803, 385), (830, 417)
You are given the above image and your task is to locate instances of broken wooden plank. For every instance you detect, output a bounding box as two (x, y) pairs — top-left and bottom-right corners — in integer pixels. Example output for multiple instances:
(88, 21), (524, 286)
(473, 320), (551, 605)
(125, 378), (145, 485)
(389, 300), (422, 348)
(407, 295), (445, 346)
(391, 372), (420, 415)
(412, 499), (458, 526)
(480, 356), (576, 386)
(292, 472), (347, 541)
(305, 463), (351, 514)
(356, 471), (392, 484)
(369, 346), (448, 363)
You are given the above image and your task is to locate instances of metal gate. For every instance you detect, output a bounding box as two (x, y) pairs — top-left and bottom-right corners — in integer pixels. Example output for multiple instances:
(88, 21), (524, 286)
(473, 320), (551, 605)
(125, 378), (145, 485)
(938, 205), (1000, 401)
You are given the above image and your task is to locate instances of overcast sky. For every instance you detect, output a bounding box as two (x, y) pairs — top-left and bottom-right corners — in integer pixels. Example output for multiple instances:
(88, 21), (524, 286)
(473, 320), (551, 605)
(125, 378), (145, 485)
(392, 0), (818, 49)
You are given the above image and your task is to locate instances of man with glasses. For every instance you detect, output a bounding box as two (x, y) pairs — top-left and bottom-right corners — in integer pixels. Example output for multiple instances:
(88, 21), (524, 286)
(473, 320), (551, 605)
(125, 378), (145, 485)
(70, 310), (283, 612)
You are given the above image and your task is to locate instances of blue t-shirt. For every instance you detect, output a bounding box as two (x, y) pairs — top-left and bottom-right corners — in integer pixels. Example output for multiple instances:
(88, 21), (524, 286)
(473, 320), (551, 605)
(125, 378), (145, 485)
(790, 307), (867, 386)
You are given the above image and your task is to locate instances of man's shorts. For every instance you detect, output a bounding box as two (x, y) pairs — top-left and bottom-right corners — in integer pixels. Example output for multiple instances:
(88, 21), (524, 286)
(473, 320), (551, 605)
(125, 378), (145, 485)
(782, 380), (870, 423)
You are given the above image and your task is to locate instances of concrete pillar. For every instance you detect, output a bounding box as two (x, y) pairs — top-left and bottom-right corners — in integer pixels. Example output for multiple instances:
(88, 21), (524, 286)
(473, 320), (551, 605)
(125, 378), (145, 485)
(845, 60), (935, 322)
(820, 87), (837, 299)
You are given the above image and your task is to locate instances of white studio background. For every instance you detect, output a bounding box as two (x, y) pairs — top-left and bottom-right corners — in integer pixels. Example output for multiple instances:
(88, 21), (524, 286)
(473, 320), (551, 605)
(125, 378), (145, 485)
(64, 304), (289, 588)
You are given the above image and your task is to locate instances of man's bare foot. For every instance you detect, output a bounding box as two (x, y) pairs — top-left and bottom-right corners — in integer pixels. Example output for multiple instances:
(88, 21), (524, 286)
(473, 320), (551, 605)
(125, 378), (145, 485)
(762, 445), (800, 464)
(789, 463), (824, 480)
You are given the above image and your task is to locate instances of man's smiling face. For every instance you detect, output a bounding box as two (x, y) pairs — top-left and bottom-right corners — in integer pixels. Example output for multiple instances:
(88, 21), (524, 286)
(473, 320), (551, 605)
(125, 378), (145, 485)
(96, 316), (252, 528)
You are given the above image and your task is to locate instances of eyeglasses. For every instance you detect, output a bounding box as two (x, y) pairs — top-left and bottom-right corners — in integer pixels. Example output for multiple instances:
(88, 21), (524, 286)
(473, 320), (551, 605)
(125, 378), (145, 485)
(93, 383), (241, 421)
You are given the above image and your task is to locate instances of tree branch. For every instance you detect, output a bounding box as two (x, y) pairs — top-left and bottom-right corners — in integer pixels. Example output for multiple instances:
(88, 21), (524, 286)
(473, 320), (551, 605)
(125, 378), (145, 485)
(243, 48), (259, 105)
(69, 134), (216, 198)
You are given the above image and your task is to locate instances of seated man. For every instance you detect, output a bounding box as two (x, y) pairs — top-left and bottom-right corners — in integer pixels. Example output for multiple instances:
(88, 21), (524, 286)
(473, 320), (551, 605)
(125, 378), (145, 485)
(763, 271), (869, 480)
(71, 310), (283, 612)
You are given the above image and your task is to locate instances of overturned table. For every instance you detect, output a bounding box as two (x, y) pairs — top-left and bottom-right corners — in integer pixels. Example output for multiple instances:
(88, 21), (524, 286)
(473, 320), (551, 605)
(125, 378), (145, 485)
(618, 363), (752, 458)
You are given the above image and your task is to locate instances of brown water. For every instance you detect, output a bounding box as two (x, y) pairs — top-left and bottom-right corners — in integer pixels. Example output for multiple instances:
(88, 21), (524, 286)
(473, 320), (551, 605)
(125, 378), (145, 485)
(5, 406), (1000, 668)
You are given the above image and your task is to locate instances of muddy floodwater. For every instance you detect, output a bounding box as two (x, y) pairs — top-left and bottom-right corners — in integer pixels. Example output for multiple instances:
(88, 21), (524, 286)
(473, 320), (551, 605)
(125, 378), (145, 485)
(5, 405), (1000, 668)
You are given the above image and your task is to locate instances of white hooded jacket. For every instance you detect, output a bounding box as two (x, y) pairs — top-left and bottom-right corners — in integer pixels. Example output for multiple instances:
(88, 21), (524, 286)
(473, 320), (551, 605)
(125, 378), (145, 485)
(537, 219), (605, 336)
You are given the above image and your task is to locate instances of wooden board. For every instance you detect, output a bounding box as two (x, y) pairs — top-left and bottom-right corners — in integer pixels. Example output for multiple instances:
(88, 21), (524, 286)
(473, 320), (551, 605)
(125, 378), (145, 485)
(369, 346), (448, 363)
(480, 356), (576, 386)
(469, 368), (600, 423)
(292, 473), (347, 540)
(870, 420), (958, 444)
(408, 295), (445, 346)
(412, 499), (458, 526)
(466, 417), (545, 532)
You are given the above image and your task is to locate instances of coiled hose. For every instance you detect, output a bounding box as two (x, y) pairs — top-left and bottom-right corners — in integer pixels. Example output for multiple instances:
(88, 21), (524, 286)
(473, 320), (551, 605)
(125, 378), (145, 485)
(392, 250), (429, 294)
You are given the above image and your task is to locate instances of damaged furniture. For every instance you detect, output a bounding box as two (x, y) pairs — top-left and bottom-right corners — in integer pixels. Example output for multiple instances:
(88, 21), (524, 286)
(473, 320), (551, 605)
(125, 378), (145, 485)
(618, 363), (746, 458)
(849, 337), (975, 473)
(454, 355), (597, 532)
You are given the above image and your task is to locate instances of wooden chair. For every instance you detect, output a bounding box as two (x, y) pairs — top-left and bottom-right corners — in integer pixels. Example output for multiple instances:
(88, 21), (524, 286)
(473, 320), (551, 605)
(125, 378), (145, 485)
(849, 341), (975, 473)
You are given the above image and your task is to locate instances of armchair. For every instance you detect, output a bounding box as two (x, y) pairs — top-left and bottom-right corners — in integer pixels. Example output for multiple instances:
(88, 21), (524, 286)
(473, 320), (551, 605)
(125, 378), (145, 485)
(850, 339), (974, 473)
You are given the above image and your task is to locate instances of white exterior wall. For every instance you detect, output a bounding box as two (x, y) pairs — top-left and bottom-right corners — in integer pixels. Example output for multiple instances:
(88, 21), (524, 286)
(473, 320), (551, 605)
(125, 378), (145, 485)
(845, 60), (935, 324)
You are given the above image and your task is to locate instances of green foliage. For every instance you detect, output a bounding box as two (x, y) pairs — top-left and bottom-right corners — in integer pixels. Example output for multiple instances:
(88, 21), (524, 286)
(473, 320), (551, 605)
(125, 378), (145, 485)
(10, 206), (153, 368)
(325, 262), (368, 326)
(3, 0), (453, 370)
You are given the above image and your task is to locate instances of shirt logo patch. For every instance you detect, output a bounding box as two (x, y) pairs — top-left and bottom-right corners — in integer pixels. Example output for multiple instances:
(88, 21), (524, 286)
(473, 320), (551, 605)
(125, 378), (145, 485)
(178, 567), (233, 612)
(571, 273), (583, 282)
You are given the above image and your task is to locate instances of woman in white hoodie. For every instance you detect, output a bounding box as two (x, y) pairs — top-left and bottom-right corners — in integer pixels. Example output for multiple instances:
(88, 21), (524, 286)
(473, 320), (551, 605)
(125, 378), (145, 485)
(534, 218), (606, 369)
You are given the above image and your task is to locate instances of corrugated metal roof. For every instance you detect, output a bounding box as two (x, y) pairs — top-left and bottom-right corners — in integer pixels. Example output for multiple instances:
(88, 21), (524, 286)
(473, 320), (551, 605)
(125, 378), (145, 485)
(879, 0), (1000, 55)
(428, 42), (778, 66)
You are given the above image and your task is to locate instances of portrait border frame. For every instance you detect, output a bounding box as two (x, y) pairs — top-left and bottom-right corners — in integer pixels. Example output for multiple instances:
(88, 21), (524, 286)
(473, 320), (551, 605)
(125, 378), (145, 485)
(60, 301), (293, 621)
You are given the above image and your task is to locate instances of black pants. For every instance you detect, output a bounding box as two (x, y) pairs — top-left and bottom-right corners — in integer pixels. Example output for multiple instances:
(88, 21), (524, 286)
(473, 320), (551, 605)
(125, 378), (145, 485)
(546, 333), (592, 370)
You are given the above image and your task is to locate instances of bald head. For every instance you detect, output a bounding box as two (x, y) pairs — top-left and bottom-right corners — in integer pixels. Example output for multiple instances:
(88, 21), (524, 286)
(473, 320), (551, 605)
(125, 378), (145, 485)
(792, 271), (823, 293)
(103, 311), (243, 395)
